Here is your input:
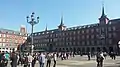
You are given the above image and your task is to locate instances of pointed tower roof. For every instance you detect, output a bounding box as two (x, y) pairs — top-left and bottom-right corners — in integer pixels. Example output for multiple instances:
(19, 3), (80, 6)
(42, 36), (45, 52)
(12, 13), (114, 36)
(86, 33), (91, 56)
(102, 6), (105, 17)
(58, 14), (66, 31)
(99, 2), (109, 24)
(45, 24), (48, 31)
(100, 2), (107, 18)
(60, 15), (64, 26)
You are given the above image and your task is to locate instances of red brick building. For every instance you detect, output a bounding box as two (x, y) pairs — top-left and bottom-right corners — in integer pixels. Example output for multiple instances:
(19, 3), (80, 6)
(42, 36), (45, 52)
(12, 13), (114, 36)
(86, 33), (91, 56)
(0, 26), (28, 52)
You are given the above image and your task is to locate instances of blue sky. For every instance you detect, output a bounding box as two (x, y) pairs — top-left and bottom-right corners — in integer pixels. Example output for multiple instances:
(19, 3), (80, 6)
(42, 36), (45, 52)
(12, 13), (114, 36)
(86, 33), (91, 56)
(0, 0), (120, 33)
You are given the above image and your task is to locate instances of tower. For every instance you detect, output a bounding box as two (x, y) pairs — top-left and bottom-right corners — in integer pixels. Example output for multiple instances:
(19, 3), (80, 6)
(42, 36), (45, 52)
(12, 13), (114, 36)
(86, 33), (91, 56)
(99, 5), (109, 25)
(45, 24), (48, 31)
(20, 25), (26, 33)
(58, 15), (66, 31)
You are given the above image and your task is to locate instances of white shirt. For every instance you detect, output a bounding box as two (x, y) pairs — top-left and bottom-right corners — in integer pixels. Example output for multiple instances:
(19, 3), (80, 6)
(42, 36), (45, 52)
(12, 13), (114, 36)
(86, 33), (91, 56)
(39, 54), (45, 63)
(100, 53), (105, 59)
(28, 55), (33, 63)
(53, 54), (57, 61)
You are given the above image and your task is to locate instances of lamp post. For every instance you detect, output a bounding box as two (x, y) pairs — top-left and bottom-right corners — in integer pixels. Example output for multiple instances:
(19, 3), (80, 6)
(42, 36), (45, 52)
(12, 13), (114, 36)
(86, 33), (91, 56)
(26, 12), (39, 54)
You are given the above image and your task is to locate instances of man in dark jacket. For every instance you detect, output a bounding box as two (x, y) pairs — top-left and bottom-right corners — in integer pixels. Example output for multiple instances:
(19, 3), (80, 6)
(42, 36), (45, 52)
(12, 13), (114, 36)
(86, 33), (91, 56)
(10, 52), (18, 67)
(1, 53), (6, 67)
(46, 53), (52, 67)
(96, 52), (104, 67)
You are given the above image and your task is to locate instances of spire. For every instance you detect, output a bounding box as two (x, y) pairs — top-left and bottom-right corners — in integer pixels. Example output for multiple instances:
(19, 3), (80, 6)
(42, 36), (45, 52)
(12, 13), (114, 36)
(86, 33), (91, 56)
(58, 13), (67, 31)
(101, 2), (105, 17)
(45, 24), (47, 31)
(99, 1), (109, 25)
(60, 14), (64, 26)
(100, 1), (106, 18)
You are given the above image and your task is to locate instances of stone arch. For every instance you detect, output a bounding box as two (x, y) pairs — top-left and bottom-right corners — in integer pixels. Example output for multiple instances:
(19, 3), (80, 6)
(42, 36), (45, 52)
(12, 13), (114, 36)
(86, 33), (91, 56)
(73, 47), (76, 52)
(82, 48), (85, 53)
(66, 48), (69, 52)
(70, 48), (72, 52)
(59, 48), (61, 52)
(63, 48), (65, 52)
(97, 47), (100, 52)
(109, 47), (113, 53)
(91, 47), (95, 53)
(77, 48), (80, 51)
(103, 47), (107, 52)
(86, 47), (90, 53)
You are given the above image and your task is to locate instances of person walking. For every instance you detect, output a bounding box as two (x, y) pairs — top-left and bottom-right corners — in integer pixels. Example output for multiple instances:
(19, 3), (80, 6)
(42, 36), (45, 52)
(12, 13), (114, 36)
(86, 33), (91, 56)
(38, 53), (45, 67)
(53, 53), (57, 67)
(96, 52), (104, 67)
(10, 52), (18, 67)
(1, 52), (6, 67)
(46, 53), (52, 67)
(32, 54), (37, 67)
(23, 54), (28, 67)
(4, 52), (10, 67)
(87, 52), (90, 60)
(27, 53), (33, 67)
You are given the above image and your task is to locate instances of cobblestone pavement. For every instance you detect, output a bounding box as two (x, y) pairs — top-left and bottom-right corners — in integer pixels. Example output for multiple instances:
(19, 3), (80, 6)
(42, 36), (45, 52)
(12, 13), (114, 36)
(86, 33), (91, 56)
(7, 55), (120, 67)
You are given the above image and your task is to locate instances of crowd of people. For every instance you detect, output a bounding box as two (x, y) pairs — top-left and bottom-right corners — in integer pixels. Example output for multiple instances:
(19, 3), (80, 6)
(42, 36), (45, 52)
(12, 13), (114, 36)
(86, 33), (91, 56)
(0, 50), (117, 67)
(0, 51), (75, 67)
(86, 51), (117, 67)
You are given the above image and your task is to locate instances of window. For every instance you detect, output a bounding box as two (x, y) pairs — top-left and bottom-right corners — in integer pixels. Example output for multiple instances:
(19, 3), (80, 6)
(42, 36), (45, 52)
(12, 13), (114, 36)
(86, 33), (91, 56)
(109, 39), (112, 44)
(91, 29), (94, 33)
(87, 41), (89, 45)
(91, 35), (94, 39)
(0, 43), (2, 46)
(108, 34), (112, 38)
(3, 34), (6, 37)
(82, 36), (85, 39)
(2, 43), (5, 46)
(86, 29), (89, 33)
(101, 27), (105, 32)
(70, 37), (72, 41)
(113, 33), (116, 37)
(69, 42), (72, 45)
(108, 27), (112, 31)
(3, 39), (5, 42)
(77, 42), (79, 45)
(82, 41), (85, 45)
(112, 26), (116, 31)
(96, 28), (99, 32)
(87, 35), (89, 39)
(62, 33), (65, 36)
(73, 42), (75, 45)
(91, 41), (94, 45)
(101, 40), (105, 45)
(73, 31), (76, 35)
(50, 34), (52, 37)
(82, 30), (84, 34)
(73, 37), (75, 40)
(97, 40), (99, 45)
(77, 36), (80, 40)
(66, 33), (68, 36)
(77, 31), (80, 34)
(70, 32), (72, 35)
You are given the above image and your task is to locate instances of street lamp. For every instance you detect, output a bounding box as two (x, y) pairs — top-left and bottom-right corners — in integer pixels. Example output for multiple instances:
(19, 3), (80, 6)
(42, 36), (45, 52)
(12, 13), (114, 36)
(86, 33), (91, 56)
(26, 12), (39, 54)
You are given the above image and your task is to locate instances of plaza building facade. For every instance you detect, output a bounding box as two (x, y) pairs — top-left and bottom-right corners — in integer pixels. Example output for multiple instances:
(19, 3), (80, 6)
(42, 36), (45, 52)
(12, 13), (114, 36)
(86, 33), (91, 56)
(0, 26), (28, 52)
(25, 7), (120, 54)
